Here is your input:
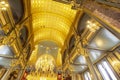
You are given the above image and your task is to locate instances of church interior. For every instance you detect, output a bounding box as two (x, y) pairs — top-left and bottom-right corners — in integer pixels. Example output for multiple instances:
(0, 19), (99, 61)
(0, 0), (120, 80)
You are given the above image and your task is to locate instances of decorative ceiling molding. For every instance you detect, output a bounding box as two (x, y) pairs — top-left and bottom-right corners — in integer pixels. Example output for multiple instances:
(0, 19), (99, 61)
(31, 0), (77, 47)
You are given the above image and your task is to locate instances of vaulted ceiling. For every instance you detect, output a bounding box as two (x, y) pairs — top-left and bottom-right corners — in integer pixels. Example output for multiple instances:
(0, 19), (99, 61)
(29, 0), (78, 67)
(31, 0), (77, 47)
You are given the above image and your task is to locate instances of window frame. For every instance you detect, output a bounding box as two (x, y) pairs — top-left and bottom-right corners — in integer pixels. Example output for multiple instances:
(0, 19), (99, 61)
(95, 58), (119, 80)
(82, 70), (92, 80)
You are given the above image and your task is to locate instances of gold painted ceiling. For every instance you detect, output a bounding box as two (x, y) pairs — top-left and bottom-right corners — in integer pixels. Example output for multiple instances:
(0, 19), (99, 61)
(31, 0), (77, 47)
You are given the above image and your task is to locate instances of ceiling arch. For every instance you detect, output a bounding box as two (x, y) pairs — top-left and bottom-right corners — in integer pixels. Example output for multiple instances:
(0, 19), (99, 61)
(31, 0), (77, 48)
(34, 28), (65, 47)
(31, 0), (77, 20)
(32, 13), (71, 36)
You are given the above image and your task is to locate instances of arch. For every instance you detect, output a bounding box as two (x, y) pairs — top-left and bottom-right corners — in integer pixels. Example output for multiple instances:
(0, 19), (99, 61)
(0, 45), (14, 57)
(0, 45), (14, 68)
(34, 28), (65, 47)
(8, 0), (24, 23)
(68, 35), (75, 53)
(19, 25), (28, 46)
(77, 13), (91, 35)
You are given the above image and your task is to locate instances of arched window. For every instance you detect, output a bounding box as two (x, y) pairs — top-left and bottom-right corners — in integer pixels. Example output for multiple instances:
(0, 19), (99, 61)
(68, 35), (75, 53)
(19, 26), (28, 47)
(97, 60), (117, 80)
(0, 45), (14, 57)
(77, 14), (91, 36)
(0, 45), (14, 67)
(8, 0), (24, 23)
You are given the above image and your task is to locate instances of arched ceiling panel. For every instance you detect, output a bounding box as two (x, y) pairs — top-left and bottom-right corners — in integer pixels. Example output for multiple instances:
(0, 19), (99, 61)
(32, 13), (71, 35)
(34, 28), (65, 47)
(31, 0), (77, 21)
(31, 0), (77, 48)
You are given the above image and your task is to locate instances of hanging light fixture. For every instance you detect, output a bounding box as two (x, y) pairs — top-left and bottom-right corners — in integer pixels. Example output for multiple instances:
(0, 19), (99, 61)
(35, 54), (55, 73)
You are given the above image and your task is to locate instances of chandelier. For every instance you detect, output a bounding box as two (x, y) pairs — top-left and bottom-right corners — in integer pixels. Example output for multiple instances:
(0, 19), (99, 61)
(35, 54), (55, 73)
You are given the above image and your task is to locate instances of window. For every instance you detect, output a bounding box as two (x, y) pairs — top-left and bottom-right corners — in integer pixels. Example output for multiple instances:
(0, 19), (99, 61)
(97, 60), (117, 80)
(68, 35), (75, 53)
(74, 55), (86, 64)
(0, 45), (14, 68)
(83, 71), (92, 80)
(0, 45), (14, 57)
(0, 57), (12, 68)
(77, 13), (91, 35)
(107, 53), (120, 76)
(20, 26), (28, 46)
(8, 0), (24, 23)
(89, 28), (120, 50)
(88, 49), (103, 62)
